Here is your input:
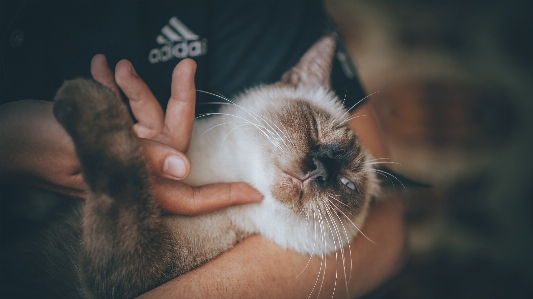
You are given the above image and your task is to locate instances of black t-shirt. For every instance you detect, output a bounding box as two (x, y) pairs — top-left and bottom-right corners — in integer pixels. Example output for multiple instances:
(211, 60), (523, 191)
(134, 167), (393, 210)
(1, 0), (366, 116)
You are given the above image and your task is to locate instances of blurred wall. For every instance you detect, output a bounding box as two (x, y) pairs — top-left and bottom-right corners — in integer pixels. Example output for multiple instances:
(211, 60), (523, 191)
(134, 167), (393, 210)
(326, 0), (533, 297)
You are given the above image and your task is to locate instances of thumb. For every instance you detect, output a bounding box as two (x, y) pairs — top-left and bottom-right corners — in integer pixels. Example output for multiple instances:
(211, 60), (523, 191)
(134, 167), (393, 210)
(139, 138), (191, 180)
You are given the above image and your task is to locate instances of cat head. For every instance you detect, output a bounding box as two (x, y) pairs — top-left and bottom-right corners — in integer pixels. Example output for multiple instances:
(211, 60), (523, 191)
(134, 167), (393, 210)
(233, 36), (378, 223)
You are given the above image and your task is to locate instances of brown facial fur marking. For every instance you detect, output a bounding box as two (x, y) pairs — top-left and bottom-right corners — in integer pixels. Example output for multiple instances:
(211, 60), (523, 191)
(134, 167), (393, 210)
(268, 99), (368, 217)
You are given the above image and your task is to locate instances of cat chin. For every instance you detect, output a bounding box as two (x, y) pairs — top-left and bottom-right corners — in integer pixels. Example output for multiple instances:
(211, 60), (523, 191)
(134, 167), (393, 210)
(224, 195), (368, 255)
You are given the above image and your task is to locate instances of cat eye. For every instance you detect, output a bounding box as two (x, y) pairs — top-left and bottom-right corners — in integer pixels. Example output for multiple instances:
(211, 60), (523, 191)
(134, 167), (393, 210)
(340, 176), (356, 190)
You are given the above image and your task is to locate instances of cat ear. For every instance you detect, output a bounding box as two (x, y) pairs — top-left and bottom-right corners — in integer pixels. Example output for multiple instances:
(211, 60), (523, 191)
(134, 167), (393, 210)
(281, 35), (337, 89)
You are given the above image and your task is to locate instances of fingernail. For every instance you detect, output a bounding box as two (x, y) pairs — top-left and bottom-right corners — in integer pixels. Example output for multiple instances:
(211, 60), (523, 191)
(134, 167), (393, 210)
(129, 65), (139, 77)
(163, 156), (186, 179)
(251, 191), (264, 202)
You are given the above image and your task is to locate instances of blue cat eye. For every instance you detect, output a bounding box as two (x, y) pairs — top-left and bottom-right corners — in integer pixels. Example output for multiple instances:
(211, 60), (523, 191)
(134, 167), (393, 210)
(340, 176), (356, 190)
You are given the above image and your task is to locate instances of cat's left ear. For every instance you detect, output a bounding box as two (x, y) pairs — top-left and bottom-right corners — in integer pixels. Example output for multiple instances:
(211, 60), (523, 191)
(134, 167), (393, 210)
(281, 35), (337, 89)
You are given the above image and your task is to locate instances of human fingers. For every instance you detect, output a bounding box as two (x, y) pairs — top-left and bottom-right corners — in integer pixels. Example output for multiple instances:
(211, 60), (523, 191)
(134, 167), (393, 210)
(163, 58), (197, 152)
(152, 178), (263, 216)
(115, 59), (165, 139)
(90, 54), (122, 99)
(139, 138), (191, 181)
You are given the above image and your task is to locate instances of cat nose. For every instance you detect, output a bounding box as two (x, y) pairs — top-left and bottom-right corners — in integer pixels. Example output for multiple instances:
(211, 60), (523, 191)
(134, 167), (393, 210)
(305, 158), (327, 183)
(286, 158), (328, 190)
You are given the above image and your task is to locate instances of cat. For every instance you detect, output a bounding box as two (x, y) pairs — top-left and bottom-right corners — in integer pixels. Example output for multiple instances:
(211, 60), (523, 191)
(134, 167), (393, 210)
(19, 35), (379, 299)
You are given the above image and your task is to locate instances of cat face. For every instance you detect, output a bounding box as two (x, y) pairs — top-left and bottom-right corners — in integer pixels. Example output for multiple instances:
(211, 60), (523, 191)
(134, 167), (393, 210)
(240, 84), (374, 222)
(232, 36), (377, 222)
(271, 100), (367, 212)
(271, 100), (369, 214)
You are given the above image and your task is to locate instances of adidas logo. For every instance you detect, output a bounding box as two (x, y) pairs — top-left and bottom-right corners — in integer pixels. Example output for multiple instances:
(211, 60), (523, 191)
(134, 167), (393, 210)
(148, 16), (207, 64)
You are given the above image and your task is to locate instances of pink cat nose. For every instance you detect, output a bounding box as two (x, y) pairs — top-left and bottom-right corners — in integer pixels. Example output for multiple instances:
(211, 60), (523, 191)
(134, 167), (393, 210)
(287, 159), (328, 190)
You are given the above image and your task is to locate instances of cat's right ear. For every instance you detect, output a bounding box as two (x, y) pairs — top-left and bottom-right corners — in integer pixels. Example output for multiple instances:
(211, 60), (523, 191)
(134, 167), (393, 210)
(281, 35), (337, 90)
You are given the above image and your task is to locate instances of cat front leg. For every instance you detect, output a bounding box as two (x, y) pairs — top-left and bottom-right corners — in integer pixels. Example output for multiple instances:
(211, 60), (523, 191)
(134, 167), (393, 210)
(53, 79), (180, 299)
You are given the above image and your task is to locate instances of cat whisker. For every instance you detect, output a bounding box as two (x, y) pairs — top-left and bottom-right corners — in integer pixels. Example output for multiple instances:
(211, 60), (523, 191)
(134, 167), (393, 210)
(234, 106), (290, 152)
(307, 210), (324, 299)
(195, 101), (232, 106)
(198, 91), (297, 155)
(276, 120), (298, 150)
(335, 114), (367, 128)
(295, 213), (314, 280)
(329, 91), (380, 129)
(200, 112), (287, 153)
(196, 112), (262, 129)
(218, 123), (253, 154)
(200, 121), (237, 136)
(307, 210), (322, 291)
(322, 204), (343, 299)
(338, 90), (380, 121)
(257, 115), (294, 153)
(327, 199), (375, 244)
(324, 194), (351, 278)
(216, 122), (286, 156)
(326, 196), (353, 296)
(307, 210), (323, 299)
(365, 169), (406, 190)
(334, 211), (353, 297)
(312, 208), (328, 299)
(329, 88), (348, 128)
(213, 90), (294, 154)
(364, 161), (402, 166)
(365, 158), (395, 164)
(341, 88), (347, 107)
(197, 91), (287, 149)
(295, 255), (315, 280)
(242, 125), (286, 154)
(329, 202), (352, 298)
(327, 194), (350, 208)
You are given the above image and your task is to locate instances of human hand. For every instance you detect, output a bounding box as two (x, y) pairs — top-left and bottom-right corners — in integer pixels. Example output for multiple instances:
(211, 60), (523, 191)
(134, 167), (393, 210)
(0, 56), (262, 213)
(90, 55), (263, 214)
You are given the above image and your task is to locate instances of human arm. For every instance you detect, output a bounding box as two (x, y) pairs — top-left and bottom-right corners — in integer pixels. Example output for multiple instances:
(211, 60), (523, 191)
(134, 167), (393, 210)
(140, 194), (404, 299)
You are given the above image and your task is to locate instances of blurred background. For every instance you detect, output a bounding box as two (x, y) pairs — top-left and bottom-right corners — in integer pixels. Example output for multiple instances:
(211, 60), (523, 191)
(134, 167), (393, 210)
(326, 0), (533, 298)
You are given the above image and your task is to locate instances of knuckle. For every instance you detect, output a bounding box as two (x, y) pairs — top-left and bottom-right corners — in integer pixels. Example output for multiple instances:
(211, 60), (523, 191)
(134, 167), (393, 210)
(227, 183), (236, 204)
(189, 187), (202, 215)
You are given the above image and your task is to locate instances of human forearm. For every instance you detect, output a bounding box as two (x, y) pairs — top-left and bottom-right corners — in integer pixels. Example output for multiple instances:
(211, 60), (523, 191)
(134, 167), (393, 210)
(139, 196), (405, 299)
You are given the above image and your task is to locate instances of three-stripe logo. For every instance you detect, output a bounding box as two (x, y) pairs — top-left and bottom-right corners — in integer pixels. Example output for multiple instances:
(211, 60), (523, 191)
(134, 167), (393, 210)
(149, 16), (207, 64)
